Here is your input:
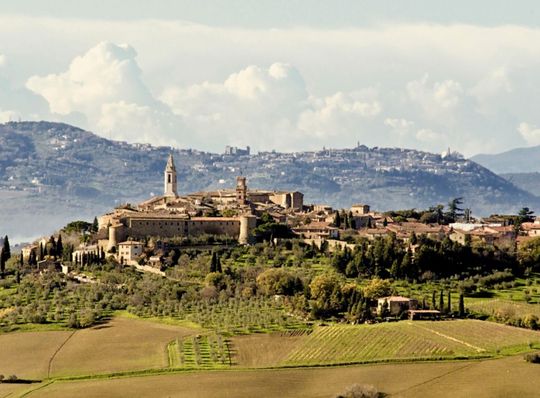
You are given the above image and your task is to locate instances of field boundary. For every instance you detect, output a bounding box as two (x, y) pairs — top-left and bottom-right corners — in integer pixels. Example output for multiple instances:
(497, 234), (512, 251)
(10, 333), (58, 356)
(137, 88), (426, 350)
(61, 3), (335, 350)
(46, 330), (78, 379)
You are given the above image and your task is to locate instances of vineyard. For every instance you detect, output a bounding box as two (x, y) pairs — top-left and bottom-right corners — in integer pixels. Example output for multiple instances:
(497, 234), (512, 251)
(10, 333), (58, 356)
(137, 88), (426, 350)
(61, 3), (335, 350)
(284, 320), (540, 366)
(168, 333), (231, 369)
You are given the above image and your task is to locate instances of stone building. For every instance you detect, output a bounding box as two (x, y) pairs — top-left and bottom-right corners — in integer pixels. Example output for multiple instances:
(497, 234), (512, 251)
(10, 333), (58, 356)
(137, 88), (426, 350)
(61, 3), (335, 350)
(98, 154), (263, 251)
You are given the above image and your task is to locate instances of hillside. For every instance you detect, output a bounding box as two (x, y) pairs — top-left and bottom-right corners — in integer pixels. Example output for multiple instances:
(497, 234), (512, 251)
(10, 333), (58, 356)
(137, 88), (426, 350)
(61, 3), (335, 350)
(472, 146), (540, 174)
(1, 121), (538, 240)
(500, 172), (540, 198)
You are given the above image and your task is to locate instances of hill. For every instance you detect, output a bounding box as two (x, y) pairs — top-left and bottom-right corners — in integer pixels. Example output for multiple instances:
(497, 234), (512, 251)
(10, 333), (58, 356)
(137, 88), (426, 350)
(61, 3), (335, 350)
(1, 121), (538, 240)
(472, 146), (540, 174)
(500, 172), (540, 198)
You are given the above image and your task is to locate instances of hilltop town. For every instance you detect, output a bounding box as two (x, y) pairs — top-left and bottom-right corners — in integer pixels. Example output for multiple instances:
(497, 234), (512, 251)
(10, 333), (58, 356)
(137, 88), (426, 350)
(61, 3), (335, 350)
(1, 121), (538, 240)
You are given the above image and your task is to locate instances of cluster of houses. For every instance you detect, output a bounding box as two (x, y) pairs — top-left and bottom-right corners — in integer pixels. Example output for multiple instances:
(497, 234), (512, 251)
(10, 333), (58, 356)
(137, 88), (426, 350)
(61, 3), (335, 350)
(20, 154), (540, 273)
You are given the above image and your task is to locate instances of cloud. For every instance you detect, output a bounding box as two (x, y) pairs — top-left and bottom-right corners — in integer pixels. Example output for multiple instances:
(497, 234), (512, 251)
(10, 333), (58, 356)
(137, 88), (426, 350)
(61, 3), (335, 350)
(416, 128), (445, 143)
(384, 118), (414, 136)
(406, 75), (463, 119)
(4, 18), (540, 155)
(518, 122), (540, 146)
(26, 41), (183, 144)
(297, 92), (381, 138)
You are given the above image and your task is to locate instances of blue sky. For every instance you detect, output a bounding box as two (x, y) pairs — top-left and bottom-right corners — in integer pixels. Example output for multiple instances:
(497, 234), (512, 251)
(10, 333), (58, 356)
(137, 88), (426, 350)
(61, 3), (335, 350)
(1, 1), (540, 155)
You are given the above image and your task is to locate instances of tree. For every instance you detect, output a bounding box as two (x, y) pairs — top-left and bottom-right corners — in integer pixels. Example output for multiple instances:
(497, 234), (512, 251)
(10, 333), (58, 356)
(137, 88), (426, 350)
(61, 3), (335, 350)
(439, 290), (444, 312)
(92, 216), (99, 233)
(363, 278), (393, 300)
(447, 291), (452, 313)
(446, 198), (464, 223)
(432, 290), (436, 309)
(2, 236), (10, 262)
(209, 251), (222, 273)
(256, 268), (303, 296)
(515, 207), (535, 234)
(459, 293), (465, 317)
(0, 250), (4, 279)
(334, 211), (342, 228)
(56, 235), (64, 258)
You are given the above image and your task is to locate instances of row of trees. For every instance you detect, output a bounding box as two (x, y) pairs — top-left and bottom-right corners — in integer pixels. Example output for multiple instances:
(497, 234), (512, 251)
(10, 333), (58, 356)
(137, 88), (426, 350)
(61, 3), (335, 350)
(330, 233), (518, 281)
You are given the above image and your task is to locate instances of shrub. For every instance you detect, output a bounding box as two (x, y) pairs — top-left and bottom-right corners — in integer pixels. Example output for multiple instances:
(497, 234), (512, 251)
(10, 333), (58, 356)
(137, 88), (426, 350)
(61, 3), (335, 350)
(524, 353), (540, 363)
(523, 314), (539, 330)
(334, 384), (381, 398)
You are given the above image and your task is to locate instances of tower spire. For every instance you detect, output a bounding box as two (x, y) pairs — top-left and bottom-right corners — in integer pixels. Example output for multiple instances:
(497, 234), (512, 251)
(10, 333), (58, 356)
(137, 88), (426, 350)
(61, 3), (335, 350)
(164, 153), (178, 197)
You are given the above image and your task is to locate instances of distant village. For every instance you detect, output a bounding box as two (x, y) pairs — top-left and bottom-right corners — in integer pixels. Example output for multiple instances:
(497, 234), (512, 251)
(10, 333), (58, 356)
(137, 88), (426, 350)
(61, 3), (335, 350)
(20, 153), (540, 274)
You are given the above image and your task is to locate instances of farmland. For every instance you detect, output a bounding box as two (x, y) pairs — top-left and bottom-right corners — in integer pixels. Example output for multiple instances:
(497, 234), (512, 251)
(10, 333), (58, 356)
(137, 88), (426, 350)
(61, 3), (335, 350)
(18, 355), (540, 398)
(0, 317), (198, 381)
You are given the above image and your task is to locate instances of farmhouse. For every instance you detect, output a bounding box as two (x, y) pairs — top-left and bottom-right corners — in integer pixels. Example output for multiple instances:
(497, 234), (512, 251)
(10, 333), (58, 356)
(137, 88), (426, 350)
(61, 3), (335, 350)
(377, 296), (418, 316)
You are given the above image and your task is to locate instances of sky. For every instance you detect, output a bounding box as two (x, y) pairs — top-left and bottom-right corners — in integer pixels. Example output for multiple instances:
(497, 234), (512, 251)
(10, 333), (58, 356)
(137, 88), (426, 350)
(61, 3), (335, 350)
(1, 1), (540, 156)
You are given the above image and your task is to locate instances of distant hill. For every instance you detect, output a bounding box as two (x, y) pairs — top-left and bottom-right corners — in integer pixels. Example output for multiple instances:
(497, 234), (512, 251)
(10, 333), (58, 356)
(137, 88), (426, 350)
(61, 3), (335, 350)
(1, 121), (538, 240)
(500, 172), (540, 198)
(472, 146), (540, 174)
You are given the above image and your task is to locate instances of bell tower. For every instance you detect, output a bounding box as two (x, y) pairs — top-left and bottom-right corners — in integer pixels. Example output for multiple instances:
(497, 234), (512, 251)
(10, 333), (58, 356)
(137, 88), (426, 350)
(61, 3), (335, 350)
(236, 176), (247, 205)
(164, 154), (178, 197)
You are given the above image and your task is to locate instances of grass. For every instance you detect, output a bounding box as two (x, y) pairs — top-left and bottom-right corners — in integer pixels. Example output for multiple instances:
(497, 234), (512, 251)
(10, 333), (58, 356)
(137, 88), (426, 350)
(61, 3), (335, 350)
(0, 330), (73, 379)
(114, 310), (203, 330)
(467, 298), (540, 319)
(18, 355), (540, 398)
(0, 317), (200, 381)
(48, 317), (197, 378)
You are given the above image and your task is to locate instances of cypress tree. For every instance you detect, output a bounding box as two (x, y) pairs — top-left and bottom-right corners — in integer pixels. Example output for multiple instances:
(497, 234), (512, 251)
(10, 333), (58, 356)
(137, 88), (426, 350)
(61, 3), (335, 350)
(447, 291), (452, 313)
(459, 293), (465, 317)
(334, 211), (342, 228)
(439, 291), (444, 313)
(216, 253), (222, 273)
(56, 235), (64, 258)
(92, 217), (99, 232)
(432, 291), (436, 309)
(2, 236), (10, 261)
(19, 252), (23, 267)
(0, 249), (4, 279)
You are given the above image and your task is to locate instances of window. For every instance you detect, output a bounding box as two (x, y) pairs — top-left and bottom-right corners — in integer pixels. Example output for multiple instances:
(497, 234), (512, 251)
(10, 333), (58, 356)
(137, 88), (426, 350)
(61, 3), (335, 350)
(168, 174), (171, 183)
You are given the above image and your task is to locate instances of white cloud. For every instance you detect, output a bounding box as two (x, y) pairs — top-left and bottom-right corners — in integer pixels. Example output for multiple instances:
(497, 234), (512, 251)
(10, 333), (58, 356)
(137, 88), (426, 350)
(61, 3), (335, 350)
(406, 75), (463, 118)
(26, 41), (153, 115)
(3, 18), (540, 154)
(384, 118), (414, 136)
(416, 128), (445, 143)
(26, 41), (183, 144)
(0, 109), (20, 123)
(0, 54), (6, 68)
(518, 122), (540, 146)
(297, 92), (381, 138)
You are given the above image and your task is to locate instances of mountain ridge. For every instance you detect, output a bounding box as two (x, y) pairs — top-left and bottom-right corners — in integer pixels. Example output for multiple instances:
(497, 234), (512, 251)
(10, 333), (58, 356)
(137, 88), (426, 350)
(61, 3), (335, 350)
(472, 145), (540, 174)
(1, 121), (538, 240)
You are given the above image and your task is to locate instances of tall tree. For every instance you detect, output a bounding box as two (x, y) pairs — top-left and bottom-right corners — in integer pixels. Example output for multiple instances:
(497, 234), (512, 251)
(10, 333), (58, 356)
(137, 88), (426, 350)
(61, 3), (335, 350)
(439, 290), (445, 313)
(446, 198), (464, 223)
(459, 293), (465, 317)
(334, 211), (342, 228)
(56, 235), (64, 258)
(2, 235), (10, 262)
(91, 216), (99, 233)
(0, 249), (4, 278)
(447, 291), (452, 313)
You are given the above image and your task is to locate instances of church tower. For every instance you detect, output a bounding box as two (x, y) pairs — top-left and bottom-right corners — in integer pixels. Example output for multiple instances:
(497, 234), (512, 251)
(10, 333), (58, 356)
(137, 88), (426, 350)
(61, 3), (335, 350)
(236, 176), (247, 205)
(164, 154), (178, 197)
